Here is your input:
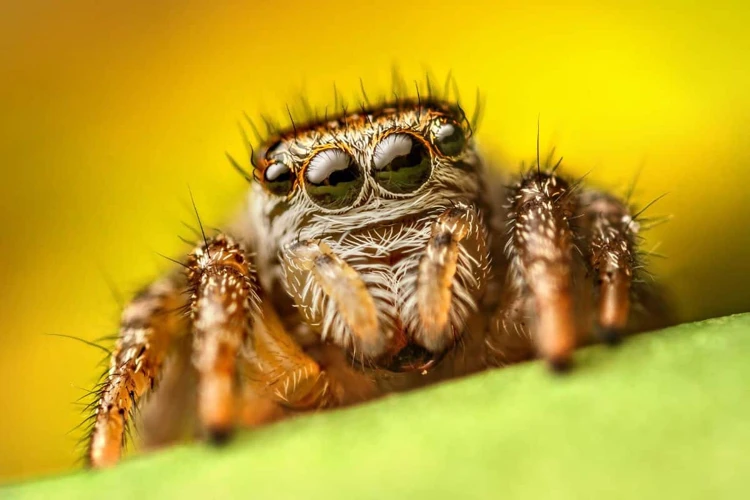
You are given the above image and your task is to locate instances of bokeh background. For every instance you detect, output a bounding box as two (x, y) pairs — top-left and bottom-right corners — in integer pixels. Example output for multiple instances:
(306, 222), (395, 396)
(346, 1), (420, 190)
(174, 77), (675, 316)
(1, 0), (748, 483)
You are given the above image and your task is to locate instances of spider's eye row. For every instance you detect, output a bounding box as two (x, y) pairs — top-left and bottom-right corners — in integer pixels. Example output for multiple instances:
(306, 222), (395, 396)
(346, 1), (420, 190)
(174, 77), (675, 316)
(304, 148), (364, 209)
(371, 133), (432, 194)
(433, 121), (466, 157)
(263, 161), (293, 196)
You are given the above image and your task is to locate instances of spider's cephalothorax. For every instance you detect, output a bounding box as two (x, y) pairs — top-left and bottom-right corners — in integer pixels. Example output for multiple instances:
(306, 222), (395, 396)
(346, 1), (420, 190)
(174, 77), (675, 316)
(245, 101), (489, 373)
(86, 97), (673, 468)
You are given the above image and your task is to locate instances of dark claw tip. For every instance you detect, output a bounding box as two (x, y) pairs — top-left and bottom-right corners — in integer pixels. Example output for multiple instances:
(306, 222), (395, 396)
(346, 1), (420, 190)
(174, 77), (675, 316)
(207, 426), (234, 446)
(599, 327), (623, 346)
(547, 355), (574, 374)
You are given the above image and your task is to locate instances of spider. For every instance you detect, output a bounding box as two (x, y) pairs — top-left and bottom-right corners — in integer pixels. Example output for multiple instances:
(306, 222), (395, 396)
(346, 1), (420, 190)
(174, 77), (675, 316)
(86, 91), (673, 468)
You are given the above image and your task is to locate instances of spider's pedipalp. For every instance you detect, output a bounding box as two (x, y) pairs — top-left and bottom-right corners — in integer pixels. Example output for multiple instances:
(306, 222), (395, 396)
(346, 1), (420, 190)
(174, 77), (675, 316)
(187, 234), (260, 441)
(507, 171), (579, 369)
(88, 275), (188, 468)
(413, 203), (489, 352)
(281, 239), (384, 359)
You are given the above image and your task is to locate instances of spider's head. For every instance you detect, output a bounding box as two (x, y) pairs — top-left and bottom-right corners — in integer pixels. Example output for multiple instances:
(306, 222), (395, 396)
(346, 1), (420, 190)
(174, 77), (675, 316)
(246, 100), (488, 372)
(253, 100), (478, 215)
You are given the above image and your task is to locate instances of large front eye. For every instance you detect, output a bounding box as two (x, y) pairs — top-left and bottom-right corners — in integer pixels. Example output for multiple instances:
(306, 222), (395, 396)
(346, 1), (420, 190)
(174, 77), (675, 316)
(304, 148), (363, 209)
(371, 133), (432, 194)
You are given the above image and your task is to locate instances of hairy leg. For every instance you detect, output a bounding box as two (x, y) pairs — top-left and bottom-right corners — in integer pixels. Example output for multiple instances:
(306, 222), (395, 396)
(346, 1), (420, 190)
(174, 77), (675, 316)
(89, 231), (348, 466)
(486, 169), (673, 369)
(504, 171), (580, 369)
(578, 190), (638, 343)
(485, 292), (537, 366)
(242, 299), (346, 409)
(136, 333), (197, 451)
(88, 275), (188, 468)
(187, 235), (260, 441)
(577, 190), (675, 341)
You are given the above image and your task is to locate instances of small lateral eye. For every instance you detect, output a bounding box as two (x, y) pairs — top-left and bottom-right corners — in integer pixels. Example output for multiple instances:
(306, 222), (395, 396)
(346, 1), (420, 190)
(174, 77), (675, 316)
(262, 161), (293, 196)
(304, 148), (363, 209)
(371, 133), (432, 194)
(434, 122), (466, 157)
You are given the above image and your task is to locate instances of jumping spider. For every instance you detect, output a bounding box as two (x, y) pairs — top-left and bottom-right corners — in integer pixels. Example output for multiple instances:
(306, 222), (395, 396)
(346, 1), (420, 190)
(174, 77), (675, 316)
(87, 95), (672, 468)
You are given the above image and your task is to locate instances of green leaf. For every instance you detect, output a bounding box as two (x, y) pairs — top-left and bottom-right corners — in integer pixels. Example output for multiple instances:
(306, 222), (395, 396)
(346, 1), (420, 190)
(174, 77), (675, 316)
(4, 314), (749, 500)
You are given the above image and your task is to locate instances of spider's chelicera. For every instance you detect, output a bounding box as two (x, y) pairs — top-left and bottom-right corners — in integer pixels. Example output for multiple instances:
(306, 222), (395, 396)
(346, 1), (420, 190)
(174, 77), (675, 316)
(86, 95), (672, 468)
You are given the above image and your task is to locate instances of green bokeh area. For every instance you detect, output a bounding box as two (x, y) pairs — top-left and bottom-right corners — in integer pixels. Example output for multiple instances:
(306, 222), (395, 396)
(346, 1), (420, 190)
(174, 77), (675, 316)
(5, 315), (749, 499)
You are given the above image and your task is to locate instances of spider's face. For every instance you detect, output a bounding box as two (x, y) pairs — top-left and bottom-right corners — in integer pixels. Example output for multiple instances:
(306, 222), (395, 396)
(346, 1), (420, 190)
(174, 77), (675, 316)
(247, 101), (489, 372)
(254, 101), (479, 216)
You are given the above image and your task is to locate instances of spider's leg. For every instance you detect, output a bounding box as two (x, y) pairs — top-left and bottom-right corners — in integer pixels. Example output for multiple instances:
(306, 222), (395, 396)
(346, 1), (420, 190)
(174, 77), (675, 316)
(88, 274), (188, 468)
(186, 234), (260, 442)
(235, 380), (288, 429)
(576, 190), (675, 344)
(191, 234), (363, 432)
(408, 202), (489, 353)
(493, 171), (580, 370)
(485, 290), (538, 367)
(485, 171), (675, 370)
(136, 333), (197, 452)
(242, 299), (348, 411)
(577, 191), (635, 344)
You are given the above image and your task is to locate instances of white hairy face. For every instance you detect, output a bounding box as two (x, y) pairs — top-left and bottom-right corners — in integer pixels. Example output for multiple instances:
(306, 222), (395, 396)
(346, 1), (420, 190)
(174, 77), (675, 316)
(244, 101), (490, 370)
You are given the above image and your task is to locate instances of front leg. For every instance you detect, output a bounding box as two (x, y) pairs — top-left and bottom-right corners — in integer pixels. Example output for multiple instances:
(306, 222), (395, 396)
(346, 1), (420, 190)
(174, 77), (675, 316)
(486, 170), (675, 370)
(89, 234), (261, 466)
(188, 234), (342, 440)
(187, 235), (260, 441)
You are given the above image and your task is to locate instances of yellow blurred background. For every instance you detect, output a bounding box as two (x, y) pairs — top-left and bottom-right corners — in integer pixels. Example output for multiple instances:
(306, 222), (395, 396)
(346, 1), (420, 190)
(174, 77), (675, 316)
(1, 0), (748, 483)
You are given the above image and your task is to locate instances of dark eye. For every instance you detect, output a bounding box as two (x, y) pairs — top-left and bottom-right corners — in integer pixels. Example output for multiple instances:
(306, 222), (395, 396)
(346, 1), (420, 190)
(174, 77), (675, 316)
(304, 148), (363, 209)
(371, 133), (432, 194)
(434, 122), (466, 156)
(263, 162), (293, 196)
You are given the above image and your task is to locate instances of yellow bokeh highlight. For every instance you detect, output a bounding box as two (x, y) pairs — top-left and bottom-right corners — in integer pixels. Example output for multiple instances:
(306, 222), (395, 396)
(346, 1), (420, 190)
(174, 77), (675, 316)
(1, 0), (748, 482)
